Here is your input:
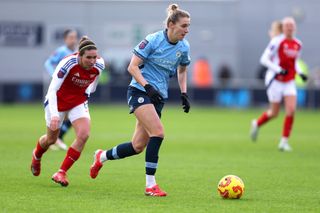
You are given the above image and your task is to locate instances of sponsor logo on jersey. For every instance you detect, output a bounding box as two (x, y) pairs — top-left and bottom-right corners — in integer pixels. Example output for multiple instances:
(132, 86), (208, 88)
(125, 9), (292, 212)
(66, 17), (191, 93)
(283, 45), (299, 58)
(176, 51), (182, 58)
(139, 39), (149, 49)
(74, 72), (80, 77)
(71, 76), (92, 87)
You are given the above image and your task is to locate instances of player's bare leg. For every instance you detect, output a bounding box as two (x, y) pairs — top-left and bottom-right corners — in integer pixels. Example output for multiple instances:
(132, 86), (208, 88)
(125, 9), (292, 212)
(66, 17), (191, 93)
(134, 104), (167, 196)
(251, 102), (280, 142)
(52, 118), (90, 186)
(31, 128), (59, 176)
(279, 95), (296, 151)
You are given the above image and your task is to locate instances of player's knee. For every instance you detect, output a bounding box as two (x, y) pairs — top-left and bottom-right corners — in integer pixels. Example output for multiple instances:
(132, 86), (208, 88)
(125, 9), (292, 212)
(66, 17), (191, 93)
(76, 130), (90, 143)
(151, 126), (165, 138)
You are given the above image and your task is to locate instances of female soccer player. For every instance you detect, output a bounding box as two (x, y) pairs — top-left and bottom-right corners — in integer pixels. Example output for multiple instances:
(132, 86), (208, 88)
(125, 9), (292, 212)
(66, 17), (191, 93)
(250, 17), (307, 151)
(268, 20), (282, 39)
(31, 36), (105, 186)
(44, 29), (78, 150)
(90, 4), (191, 196)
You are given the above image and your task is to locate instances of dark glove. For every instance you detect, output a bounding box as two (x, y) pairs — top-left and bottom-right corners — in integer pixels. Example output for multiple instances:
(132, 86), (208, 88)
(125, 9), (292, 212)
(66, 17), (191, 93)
(84, 93), (90, 100)
(144, 84), (163, 104)
(181, 93), (190, 113)
(279, 69), (288, 75)
(299, 73), (308, 82)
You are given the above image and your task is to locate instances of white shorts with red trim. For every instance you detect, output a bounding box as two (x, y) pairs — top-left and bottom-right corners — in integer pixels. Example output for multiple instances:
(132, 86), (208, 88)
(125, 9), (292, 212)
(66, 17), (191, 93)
(45, 101), (90, 128)
(267, 80), (297, 103)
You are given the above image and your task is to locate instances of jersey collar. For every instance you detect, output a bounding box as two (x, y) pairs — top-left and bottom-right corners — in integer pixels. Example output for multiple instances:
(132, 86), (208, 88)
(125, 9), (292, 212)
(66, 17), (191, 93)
(163, 29), (178, 45)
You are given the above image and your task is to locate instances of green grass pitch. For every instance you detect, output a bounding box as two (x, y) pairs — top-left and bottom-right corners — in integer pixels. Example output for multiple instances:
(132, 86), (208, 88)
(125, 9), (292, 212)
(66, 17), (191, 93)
(0, 104), (319, 212)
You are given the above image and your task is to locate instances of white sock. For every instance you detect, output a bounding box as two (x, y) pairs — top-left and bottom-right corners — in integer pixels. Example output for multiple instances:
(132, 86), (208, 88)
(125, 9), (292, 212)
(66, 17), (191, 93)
(100, 151), (107, 163)
(280, 137), (288, 144)
(146, 175), (156, 188)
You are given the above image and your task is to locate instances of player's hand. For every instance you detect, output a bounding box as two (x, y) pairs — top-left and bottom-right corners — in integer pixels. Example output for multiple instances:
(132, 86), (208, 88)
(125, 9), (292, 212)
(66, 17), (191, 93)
(50, 116), (60, 131)
(84, 93), (90, 100)
(279, 69), (288, 75)
(181, 93), (190, 113)
(299, 73), (308, 82)
(144, 84), (163, 105)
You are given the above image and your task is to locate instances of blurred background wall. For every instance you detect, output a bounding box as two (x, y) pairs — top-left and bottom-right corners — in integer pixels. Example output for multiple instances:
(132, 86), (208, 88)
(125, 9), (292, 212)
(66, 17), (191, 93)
(0, 0), (319, 106)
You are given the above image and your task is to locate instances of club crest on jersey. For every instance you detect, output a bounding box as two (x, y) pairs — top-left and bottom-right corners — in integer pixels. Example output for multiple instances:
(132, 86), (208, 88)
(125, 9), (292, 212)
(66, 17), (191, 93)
(139, 39), (149, 49)
(57, 70), (66, 78)
(176, 51), (182, 58)
(90, 74), (96, 78)
(270, 45), (275, 51)
(138, 97), (144, 103)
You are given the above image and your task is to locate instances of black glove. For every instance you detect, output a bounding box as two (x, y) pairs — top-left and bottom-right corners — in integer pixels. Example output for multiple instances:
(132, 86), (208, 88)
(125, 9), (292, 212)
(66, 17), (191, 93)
(299, 73), (308, 82)
(84, 93), (90, 100)
(279, 69), (288, 75)
(144, 84), (163, 105)
(181, 93), (190, 113)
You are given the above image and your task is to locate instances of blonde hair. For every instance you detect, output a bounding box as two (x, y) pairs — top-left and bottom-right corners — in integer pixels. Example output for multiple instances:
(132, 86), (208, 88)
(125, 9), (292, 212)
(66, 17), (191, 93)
(165, 4), (190, 27)
(269, 20), (282, 38)
(282, 16), (296, 25)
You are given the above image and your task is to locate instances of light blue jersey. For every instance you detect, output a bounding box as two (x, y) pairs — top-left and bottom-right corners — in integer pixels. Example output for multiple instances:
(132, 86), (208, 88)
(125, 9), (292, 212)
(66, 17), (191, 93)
(129, 30), (191, 99)
(44, 45), (74, 76)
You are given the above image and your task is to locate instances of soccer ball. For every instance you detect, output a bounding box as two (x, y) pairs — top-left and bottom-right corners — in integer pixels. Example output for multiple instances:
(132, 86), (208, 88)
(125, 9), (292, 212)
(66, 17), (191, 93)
(217, 175), (245, 199)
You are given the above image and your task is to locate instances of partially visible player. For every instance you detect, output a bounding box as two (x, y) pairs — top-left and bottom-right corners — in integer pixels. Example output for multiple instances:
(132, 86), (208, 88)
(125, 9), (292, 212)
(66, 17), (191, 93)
(90, 3), (191, 196)
(256, 21), (282, 83)
(250, 17), (308, 151)
(31, 36), (105, 186)
(44, 29), (78, 150)
(268, 20), (282, 39)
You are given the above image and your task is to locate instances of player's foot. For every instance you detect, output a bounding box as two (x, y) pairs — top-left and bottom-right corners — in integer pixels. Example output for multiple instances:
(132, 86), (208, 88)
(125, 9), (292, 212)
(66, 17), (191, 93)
(250, 119), (259, 142)
(55, 138), (68, 151)
(145, 185), (167, 197)
(278, 142), (292, 152)
(31, 150), (41, 176)
(52, 171), (69, 187)
(90, 149), (104, 179)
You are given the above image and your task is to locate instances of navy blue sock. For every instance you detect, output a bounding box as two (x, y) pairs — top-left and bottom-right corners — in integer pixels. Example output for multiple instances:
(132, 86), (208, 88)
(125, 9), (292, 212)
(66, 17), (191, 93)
(145, 137), (163, 175)
(106, 142), (138, 160)
(59, 120), (72, 139)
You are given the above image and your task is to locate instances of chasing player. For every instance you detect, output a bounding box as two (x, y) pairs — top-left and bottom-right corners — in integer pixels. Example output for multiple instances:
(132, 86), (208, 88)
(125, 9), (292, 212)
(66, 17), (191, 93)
(44, 29), (78, 150)
(250, 17), (308, 151)
(90, 4), (191, 196)
(31, 36), (105, 186)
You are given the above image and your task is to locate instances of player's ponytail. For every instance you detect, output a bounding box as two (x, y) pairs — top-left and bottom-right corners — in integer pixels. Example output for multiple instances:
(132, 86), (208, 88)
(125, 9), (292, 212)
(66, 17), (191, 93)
(165, 3), (190, 27)
(78, 36), (97, 56)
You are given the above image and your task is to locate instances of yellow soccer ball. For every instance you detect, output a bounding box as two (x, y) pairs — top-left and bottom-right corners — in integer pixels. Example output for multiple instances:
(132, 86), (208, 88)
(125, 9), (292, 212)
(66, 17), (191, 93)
(217, 175), (245, 199)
